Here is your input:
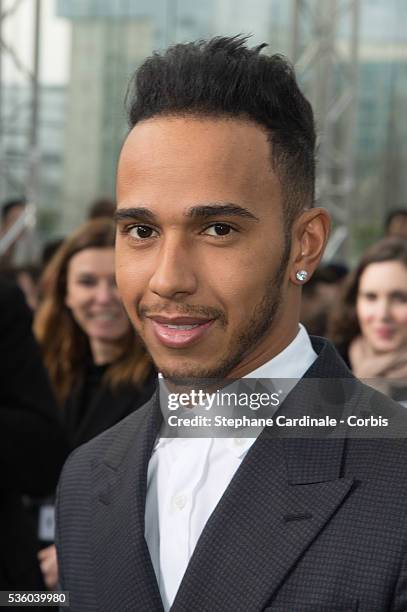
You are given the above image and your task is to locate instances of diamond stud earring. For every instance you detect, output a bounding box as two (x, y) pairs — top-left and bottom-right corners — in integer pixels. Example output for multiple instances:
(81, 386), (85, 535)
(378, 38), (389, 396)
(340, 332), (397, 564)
(296, 270), (308, 282)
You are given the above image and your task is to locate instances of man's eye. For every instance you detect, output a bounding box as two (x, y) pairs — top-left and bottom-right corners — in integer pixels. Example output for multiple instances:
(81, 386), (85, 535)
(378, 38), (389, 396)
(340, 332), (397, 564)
(128, 225), (157, 239)
(203, 223), (234, 237)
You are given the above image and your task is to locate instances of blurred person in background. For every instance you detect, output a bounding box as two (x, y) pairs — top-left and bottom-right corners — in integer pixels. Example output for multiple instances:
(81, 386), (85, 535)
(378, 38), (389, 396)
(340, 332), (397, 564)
(385, 208), (407, 239)
(0, 264), (41, 310)
(329, 237), (407, 403)
(34, 217), (155, 589)
(0, 278), (68, 596)
(87, 196), (116, 220)
(35, 217), (156, 448)
(300, 262), (348, 336)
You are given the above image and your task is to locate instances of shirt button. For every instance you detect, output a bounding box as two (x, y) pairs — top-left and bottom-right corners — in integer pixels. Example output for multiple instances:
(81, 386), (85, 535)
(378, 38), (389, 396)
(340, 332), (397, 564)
(173, 494), (187, 510)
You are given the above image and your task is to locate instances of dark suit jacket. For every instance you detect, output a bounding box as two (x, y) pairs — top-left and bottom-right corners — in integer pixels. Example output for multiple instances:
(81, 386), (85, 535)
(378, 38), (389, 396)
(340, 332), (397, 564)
(0, 280), (69, 589)
(56, 337), (407, 611)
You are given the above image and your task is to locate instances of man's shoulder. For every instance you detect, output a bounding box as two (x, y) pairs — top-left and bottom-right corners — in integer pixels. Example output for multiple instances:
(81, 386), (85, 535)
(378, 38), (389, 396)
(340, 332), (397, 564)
(344, 381), (407, 480)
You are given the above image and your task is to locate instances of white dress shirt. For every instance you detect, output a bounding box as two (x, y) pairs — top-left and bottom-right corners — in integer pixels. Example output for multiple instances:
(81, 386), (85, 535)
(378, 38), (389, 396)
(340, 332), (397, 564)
(145, 324), (317, 610)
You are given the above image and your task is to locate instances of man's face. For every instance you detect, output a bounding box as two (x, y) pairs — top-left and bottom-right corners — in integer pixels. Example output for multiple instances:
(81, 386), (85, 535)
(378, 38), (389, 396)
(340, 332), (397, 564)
(116, 117), (296, 381)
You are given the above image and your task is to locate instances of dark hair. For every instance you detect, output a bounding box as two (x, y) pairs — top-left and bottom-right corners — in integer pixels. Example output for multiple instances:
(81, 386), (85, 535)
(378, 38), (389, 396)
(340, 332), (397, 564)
(2, 197), (26, 220)
(126, 35), (316, 230)
(41, 238), (65, 268)
(385, 208), (407, 230)
(306, 262), (349, 290)
(0, 264), (41, 284)
(328, 237), (407, 350)
(88, 196), (115, 220)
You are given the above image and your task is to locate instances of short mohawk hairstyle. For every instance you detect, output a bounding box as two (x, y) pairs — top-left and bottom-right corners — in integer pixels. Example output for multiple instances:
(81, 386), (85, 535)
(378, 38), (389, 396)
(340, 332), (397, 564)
(126, 35), (316, 228)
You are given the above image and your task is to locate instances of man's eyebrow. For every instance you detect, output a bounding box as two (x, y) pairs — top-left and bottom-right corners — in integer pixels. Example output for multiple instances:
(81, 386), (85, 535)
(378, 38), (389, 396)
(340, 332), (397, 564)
(114, 204), (260, 223)
(114, 207), (155, 223)
(186, 204), (259, 221)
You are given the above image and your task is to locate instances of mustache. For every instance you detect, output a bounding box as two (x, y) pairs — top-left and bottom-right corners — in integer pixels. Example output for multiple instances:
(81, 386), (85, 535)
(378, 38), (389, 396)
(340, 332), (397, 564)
(138, 303), (227, 325)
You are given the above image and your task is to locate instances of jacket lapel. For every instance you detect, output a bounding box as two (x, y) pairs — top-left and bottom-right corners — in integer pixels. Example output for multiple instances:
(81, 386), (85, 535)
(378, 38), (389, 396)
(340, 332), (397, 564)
(171, 340), (356, 612)
(90, 393), (164, 612)
(171, 435), (353, 612)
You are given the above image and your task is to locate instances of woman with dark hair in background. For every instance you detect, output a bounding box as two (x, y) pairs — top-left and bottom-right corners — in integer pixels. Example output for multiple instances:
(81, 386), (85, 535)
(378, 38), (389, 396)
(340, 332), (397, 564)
(329, 236), (407, 403)
(34, 218), (156, 588)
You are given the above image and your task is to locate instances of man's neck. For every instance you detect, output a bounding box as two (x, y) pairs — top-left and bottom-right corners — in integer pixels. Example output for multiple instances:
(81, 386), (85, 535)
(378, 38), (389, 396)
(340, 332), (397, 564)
(225, 322), (300, 379)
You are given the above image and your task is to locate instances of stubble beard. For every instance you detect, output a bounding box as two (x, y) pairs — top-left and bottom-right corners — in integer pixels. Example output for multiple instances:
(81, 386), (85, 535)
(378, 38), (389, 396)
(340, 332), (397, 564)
(159, 257), (287, 387)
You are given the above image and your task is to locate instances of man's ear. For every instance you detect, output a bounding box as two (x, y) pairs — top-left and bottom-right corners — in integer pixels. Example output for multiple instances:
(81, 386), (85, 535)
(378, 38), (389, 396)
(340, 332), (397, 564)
(289, 208), (331, 285)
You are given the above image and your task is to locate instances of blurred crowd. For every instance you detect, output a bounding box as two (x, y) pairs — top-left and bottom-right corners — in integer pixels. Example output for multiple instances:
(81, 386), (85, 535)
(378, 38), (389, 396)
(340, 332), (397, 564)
(0, 196), (156, 598)
(0, 195), (406, 595)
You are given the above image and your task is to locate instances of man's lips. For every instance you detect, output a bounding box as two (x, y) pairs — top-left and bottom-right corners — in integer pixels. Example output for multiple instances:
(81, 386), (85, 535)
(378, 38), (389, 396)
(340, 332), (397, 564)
(147, 316), (215, 348)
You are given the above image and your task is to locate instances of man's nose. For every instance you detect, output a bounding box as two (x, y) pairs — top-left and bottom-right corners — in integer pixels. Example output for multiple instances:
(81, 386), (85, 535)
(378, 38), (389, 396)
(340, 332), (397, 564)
(148, 236), (197, 299)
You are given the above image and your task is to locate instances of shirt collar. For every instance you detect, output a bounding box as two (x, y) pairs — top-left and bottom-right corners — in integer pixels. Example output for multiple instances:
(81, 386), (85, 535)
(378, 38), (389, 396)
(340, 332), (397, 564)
(154, 325), (317, 452)
(245, 324), (317, 380)
(158, 324), (316, 381)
